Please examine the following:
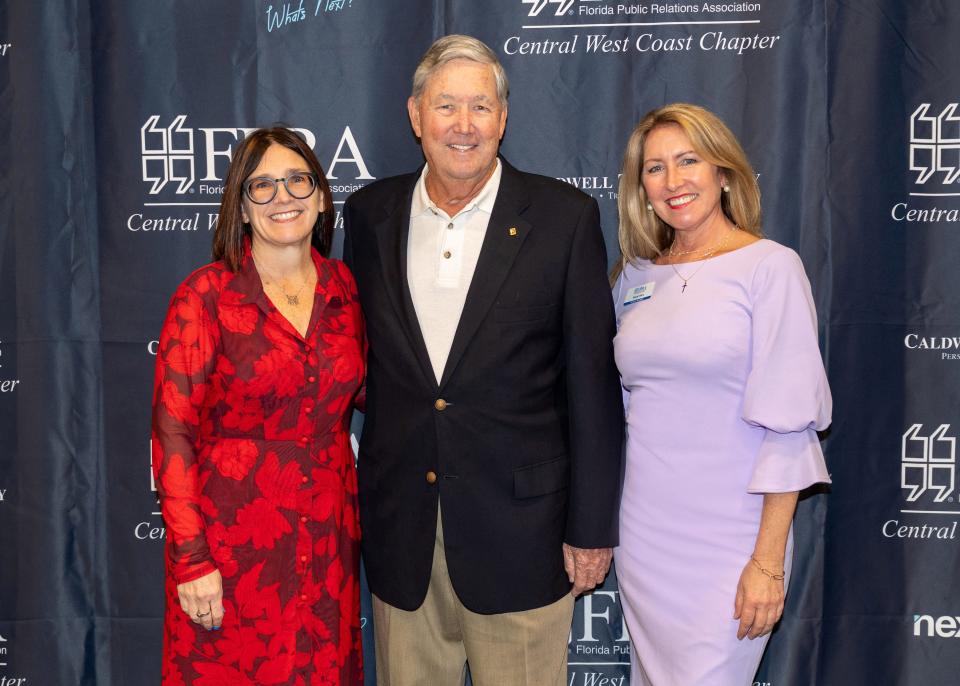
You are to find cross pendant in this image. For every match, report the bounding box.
[681,282,687,293]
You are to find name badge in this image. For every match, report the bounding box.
[623,282,655,306]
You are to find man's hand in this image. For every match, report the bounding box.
[562,544,613,597]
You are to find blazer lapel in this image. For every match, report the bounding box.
[373,177,438,390]
[439,161,532,389]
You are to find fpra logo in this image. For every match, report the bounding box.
[909,104,960,185]
[523,0,575,16]
[141,115,194,194]
[567,590,630,685]
[133,115,374,233]
[901,424,955,503]
[891,104,960,223]
[882,424,959,541]
[139,115,372,196]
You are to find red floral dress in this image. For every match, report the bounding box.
[151,247,364,685]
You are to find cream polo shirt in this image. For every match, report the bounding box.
[407,160,503,383]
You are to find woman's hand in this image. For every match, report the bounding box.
[733,558,784,640]
[177,569,224,631]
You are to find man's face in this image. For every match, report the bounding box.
[408,58,507,190]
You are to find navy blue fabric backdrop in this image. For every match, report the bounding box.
[1,1,959,684]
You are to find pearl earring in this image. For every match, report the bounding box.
[722,184,730,193]
[646,201,653,211]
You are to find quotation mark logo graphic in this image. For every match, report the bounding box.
[902,424,955,503]
[910,104,960,185]
[522,0,575,17]
[141,115,195,194]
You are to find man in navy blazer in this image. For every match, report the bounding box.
[343,34,623,686]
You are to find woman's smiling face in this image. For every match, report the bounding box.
[641,123,727,237]
[241,143,323,251]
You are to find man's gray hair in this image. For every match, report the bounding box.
[411,34,509,105]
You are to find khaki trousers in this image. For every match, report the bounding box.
[372,515,574,686]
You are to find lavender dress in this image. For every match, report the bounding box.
[613,239,831,685]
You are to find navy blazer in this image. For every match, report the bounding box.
[342,158,624,614]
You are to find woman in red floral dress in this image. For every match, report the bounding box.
[151,127,364,685]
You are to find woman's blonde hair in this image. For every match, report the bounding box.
[617,103,761,268]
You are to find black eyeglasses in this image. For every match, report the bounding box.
[243,172,318,204]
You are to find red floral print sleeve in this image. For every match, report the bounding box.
[152,281,221,583]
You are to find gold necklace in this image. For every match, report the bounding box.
[253,257,311,306]
[667,226,738,294]
[666,243,708,258]
[667,225,736,259]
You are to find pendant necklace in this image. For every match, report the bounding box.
[667,226,738,293]
[254,257,310,306]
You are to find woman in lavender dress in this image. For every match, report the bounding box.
[612,103,831,685]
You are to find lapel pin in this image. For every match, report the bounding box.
[508,227,518,236]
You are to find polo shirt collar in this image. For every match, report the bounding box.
[411,159,502,219]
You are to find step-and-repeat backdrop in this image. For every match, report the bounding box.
[2,1,959,684]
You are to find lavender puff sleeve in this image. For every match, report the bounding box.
[742,247,832,494]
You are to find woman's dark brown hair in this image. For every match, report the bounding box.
[213,127,335,271]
